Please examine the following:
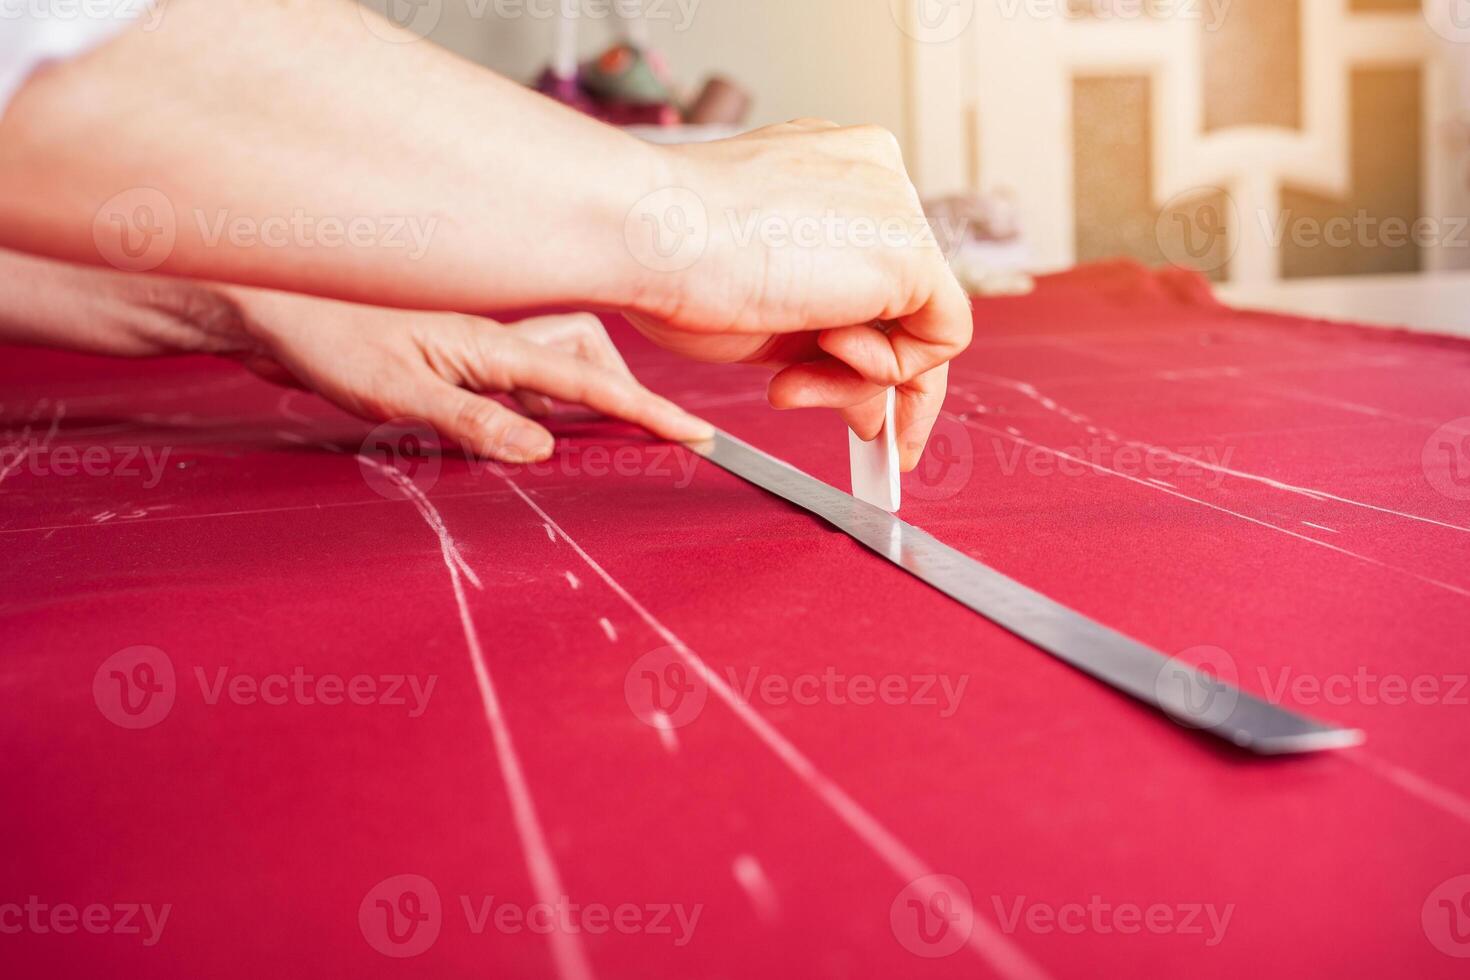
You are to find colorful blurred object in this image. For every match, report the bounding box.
[581,43,674,107]
[535,36,749,130]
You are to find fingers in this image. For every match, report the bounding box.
[767,357,882,411]
[817,275,973,390]
[768,352,949,469]
[841,391,890,442]
[512,390,554,417]
[511,313,635,379]
[893,273,974,381]
[508,313,631,417]
[479,334,714,444]
[414,378,556,464]
[816,323,900,384]
[895,363,948,472]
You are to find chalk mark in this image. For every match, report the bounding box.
[357,455,591,980]
[492,467,1051,980]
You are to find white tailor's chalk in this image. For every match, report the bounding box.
[848,387,900,513]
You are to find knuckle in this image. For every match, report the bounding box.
[568,312,607,338]
[599,379,646,419]
[851,124,904,160]
[453,398,510,443]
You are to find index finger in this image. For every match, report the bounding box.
[817,273,973,388]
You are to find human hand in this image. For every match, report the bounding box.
[624,120,971,470]
[231,290,712,464]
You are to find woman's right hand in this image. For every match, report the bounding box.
[623,120,972,470]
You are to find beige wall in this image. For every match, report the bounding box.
[404,0,910,137]
[907,0,1469,282]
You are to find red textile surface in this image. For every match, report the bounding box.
[3,261,1469,978]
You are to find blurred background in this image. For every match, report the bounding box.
[362,0,1470,294]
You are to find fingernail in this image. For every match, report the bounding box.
[499,429,553,463]
[681,413,716,441]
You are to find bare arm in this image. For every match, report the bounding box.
[0,248,710,463]
[0,0,972,467]
[0,0,662,312]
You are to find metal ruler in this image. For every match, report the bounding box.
[690,430,1363,756]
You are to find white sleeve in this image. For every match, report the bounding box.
[0,3,146,116]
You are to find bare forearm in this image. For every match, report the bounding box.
[0,0,665,313]
[0,247,711,461]
[0,248,242,356]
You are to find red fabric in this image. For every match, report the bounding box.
[3,260,1469,978]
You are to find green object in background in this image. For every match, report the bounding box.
[580,43,675,107]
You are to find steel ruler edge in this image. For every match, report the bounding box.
[689,430,1365,756]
